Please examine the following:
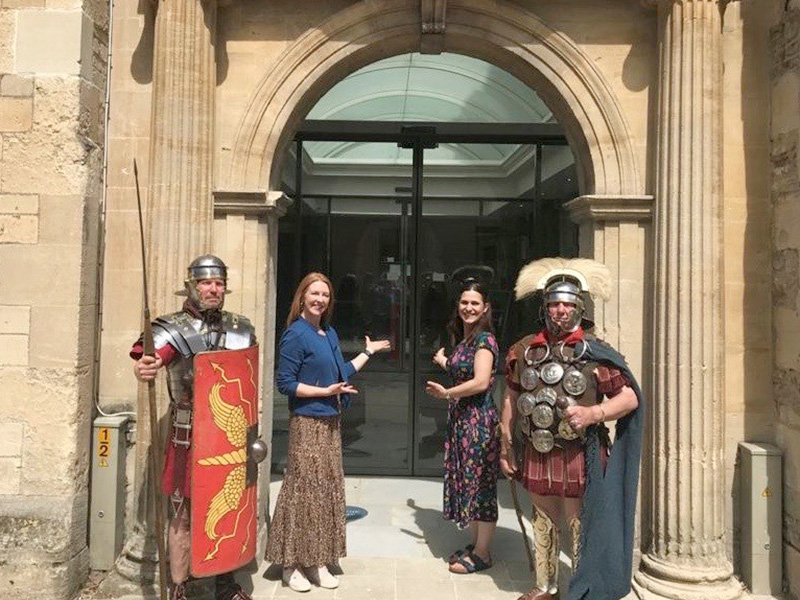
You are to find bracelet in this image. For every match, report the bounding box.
[596,405,606,423]
[364,348,374,357]
[445,391,452,401]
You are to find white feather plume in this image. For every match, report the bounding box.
[514,257,612,301]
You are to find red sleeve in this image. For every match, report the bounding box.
[505,347,522,393]
[596,366,629,397]
[130,341,177,366]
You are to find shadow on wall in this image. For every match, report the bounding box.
[733,0,782,581]
[131,0,230,84]
[131,0,154,84]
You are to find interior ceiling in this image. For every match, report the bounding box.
[303,52,556,169]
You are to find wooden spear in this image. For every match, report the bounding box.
[134,159,169,600]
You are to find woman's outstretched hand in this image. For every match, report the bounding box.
[327,382,358,396]
[432,347,447,370]
[365,336,391,354]
[425,380,451,401]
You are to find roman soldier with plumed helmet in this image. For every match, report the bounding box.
[500,258,645,600]
[131,255,259,600]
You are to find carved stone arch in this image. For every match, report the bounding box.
[226,0,641,197]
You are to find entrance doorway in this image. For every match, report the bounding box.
[272,55,579,476]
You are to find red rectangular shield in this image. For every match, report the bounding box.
[190,345,260,577]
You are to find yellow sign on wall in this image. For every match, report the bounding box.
[97,427,111,467]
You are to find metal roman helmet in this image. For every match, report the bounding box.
[180,254,229,308]
[542,276,584,335]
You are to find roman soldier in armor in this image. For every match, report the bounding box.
[131,255,257,600]
[500,258,645,600]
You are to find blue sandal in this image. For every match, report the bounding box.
[449,550,492,574]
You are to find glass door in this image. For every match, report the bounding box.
[412,142,576,474]
[273,141,416,475]
[273,133,578,476]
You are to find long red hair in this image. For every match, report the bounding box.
[286,272,335,328]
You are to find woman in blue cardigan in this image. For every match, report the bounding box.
[265,272,390,593]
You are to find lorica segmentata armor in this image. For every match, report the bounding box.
[152,310,256,404]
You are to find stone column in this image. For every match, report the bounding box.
[213,190,291,555]
[633,2,741,598]
[117,0,218,584]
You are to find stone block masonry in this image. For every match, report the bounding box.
[772,5,800,598]
[0,0,109,598]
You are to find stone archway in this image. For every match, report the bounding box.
[225,0,642,198]
[218,0,658,580]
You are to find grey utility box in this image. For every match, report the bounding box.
[738,441,782,596]
[89,415,130,570]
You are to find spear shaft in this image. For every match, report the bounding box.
[134,159,169,600]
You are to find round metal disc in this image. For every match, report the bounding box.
[532,403,555,429]
[532,429,555,453]
[517,392,536,416]
[563,369,588,396]
[520,366,540,391]
[540,362,565,385]
[558,419,580,441]
[535,387,557,406]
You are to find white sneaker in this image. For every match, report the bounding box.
[282,567,311,593]
[305,565,339,589]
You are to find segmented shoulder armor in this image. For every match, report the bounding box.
[220,312,256,349]
[152,311,206,358]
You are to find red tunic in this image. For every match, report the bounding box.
[506,328,627,497]
[130,342,192,498]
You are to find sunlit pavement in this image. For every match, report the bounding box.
[84,476,767,600]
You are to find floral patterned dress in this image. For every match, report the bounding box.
[443,331,500,528]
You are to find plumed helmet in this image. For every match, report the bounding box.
[514,257,612,335]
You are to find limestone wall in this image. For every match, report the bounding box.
[0,0,107,598]
[772,1,800,596]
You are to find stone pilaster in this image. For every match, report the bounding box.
[212,190,291,555]
[565,194,653,379]
[146,0,218,313]
[633,2,741,598]
[117,0,218,585]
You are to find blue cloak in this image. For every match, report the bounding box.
[566,338,645,600]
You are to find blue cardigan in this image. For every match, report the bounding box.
[275,317,357,417]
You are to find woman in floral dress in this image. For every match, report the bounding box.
[426,279,500,574]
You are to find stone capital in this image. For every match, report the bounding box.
[213,191,292,218]
[564,194,654,224]
[420,0,447,54]
[421,0,447,34]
